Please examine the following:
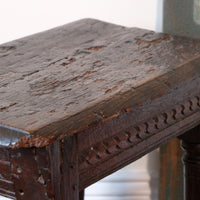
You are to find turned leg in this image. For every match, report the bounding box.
[180,126,200,200]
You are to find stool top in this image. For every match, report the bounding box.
[1,19,200,148]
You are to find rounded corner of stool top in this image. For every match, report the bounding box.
[0,124,30,147]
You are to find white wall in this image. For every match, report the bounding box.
[0,0,163,199]
[0,0,163,45]
[85,150,160,200]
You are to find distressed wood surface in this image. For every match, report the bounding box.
[1,18,200,148]
[10,147,53,200]
[1,18,200,200]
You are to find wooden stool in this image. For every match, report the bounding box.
[1,19,200,200]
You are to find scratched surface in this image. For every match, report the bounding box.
[1,19,200,146]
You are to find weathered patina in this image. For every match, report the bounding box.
[1,19,200,199]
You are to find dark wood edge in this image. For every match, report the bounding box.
[9,57,200,148]
[78,94,200,189]
[48,135,79,199]
[179,125,200,199]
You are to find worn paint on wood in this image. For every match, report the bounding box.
[10,147,53,200]
[1,19,200,148]
[1,19,200,200]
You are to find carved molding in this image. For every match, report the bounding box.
[79,95,200,172]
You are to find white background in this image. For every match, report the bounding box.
[0,0,163,44]
[0,0,163,199]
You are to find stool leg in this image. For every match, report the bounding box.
[79,190,84,200]
[180,126,200,200]
[159,138,183,200]
[50,136,79,200]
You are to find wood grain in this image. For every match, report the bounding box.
[1,18,200,200]
[10,147,53,199]
[1,19,200,149]
[78,95,200,189]
[49,136,79,200]
[159,138,183,200]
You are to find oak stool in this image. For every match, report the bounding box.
[1,19,200,200]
